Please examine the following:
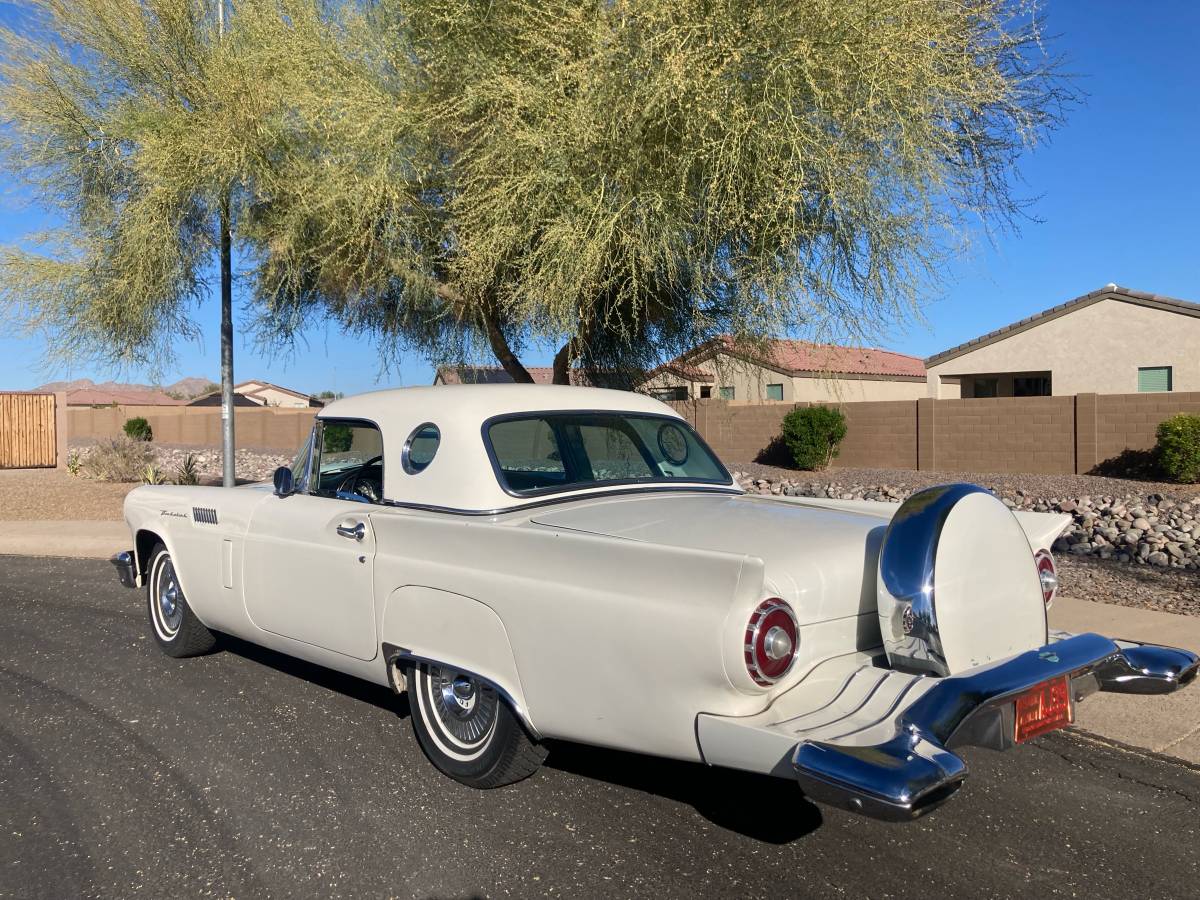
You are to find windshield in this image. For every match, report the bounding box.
[485,412,732,497]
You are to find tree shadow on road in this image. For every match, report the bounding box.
[544,740,824,844]
[215,633,408,717]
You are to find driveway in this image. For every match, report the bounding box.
[2,555,1198,899]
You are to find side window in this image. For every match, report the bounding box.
[311,420,385,503]
[402,423,440,474]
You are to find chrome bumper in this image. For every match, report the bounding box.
[110,550,138,589]
[792,633,1198,822]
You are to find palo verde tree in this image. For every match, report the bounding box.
[239,0,1070,385]
[0,0,262,484]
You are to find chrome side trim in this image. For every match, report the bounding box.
[877,483,990,676]
[374,484,743,518]
[792,632,1199,822]
[381,643,541,741]
[110,550,137,589]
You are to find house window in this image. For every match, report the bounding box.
[718,386,735,400]
[766,383,784,401]
[652,387,688,402]
[700,386,712,399]
[1138,366,1173,393]
[1013,375,1051,397]
[972,378,999,398]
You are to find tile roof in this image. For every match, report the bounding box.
[926,285,1200,366]
[682,336,925,378]
[435,366,597,386]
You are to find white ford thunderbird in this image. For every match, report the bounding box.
[113,386,1198,820]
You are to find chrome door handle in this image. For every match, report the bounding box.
[336,521,366,541]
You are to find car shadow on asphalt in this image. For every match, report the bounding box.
[216,634,408,717]
[543,741,824,844]
[214,634,820,844]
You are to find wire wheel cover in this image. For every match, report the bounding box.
[424,665,499,749]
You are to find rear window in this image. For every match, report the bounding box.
[485,413,731,496]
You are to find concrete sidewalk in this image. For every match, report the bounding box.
[0,520,128,559]
[1051,595,1200,764]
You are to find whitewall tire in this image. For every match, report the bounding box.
[407,662,546,788]
[146,543,216,658]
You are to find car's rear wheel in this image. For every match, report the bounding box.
[406,662,546,788]
[146,543,216,658]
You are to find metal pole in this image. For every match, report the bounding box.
[217,0,235,488]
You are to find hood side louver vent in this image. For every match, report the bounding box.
[193,507,219,525]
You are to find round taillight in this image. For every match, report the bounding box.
[1035,550,1058,608]
[745,599,799,686]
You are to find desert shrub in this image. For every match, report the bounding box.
[779,406,848,470]
[66,450,82,476]
[141,462,169,485]
[1156,414,1200,483]
[80,438,154,482]
[323,423,353,453]
[175,453,200,485]
[123,416,153,442]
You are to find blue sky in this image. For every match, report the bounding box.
[1,1,1197,394]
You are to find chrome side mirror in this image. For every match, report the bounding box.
[273,466,295,497]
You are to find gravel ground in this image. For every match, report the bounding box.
[1056,555,1200,617]
[731,462,1200,501]
[0,468,136,521]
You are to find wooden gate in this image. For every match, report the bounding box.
[0,392,58,469]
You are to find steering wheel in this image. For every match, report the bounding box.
[335,456,383,503]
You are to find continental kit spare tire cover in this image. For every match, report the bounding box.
[877,484,1047,676]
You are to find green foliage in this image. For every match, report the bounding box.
[175,453,200,485]
[123,416,153,442]
[66,450,82,476]
[323,423,353,454]
[237,0,1071,382]
[141,462,169,485]
[0,1,1072,384]
[1156,414,1200,484]
[780,406,847,471]
[80,437,153,482]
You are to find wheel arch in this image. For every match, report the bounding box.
[134,528,163,581]
[380,586,537,737]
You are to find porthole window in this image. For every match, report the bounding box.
[402,423,440,474]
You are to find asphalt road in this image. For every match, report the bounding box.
[2,556,1199,899]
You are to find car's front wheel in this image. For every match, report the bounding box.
[146,543,216,658]
[406,662,546,788]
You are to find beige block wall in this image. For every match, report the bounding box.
[68,405,316,450]
[927,299,1200,395]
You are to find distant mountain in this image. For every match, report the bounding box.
[34,376,216,399]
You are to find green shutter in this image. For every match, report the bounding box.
[1138,367,1172,392]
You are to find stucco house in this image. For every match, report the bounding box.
[640,336,928,403]
[925,285,1200,398]
[188,380,323,408]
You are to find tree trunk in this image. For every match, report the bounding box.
[219,197,235,488]
[481,300,535,384]
[551,340,572,385]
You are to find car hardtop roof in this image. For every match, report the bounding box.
[318,383,679,430]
